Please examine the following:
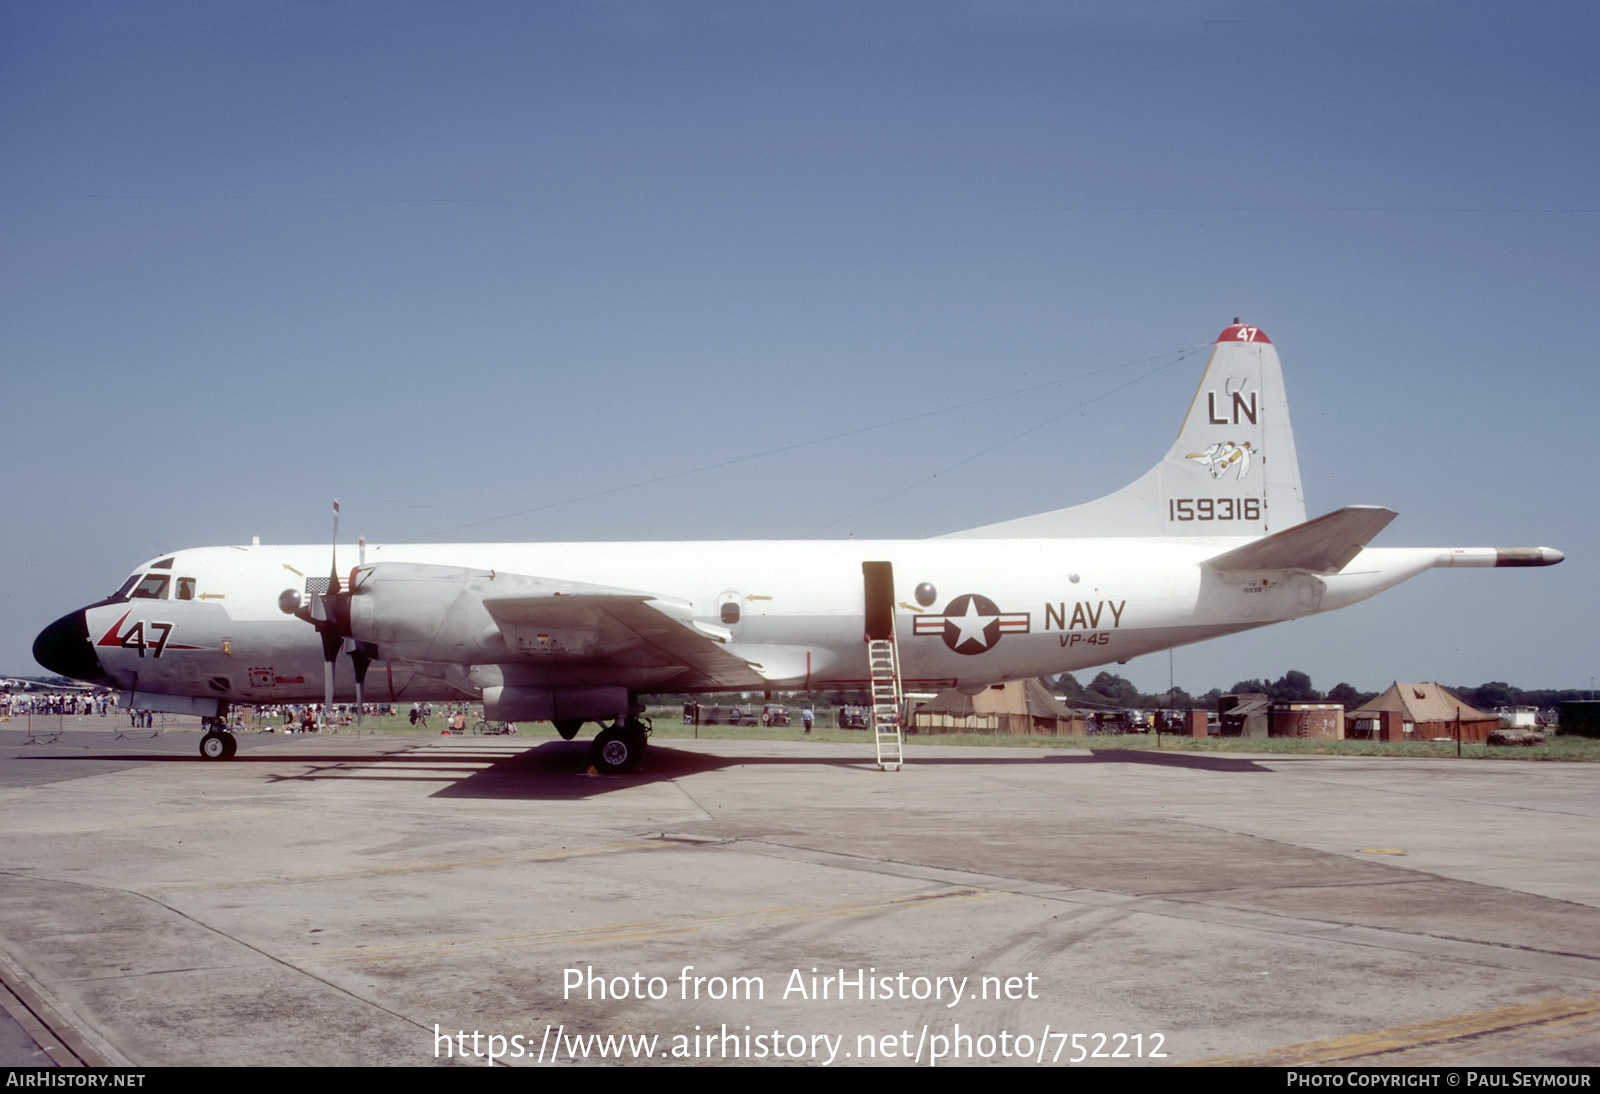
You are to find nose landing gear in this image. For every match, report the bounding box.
[199,720,237,760]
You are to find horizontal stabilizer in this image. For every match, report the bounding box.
[1204,506,1397,574]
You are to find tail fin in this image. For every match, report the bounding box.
[945,322,1306,538]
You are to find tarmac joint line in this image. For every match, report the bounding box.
[1193,996,1600,1066]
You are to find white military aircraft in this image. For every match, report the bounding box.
[34,322,1561,770]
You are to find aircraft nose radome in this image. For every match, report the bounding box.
[33,609,107,682]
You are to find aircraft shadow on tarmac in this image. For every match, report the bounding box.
[422,742,1274,799]
[7,733,1273,801]
[1045,748,1269,772]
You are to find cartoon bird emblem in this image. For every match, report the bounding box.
[1185,441,1253,480]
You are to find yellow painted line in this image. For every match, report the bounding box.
[1191,996,1600,1066]
[296,887,1002,965]
[1357,848,1407,855]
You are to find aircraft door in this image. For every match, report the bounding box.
[862,561,895,640]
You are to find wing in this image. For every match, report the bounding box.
[482,589,765,689]
[346,562,765,690]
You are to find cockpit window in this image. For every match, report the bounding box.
[113,574,141,600]
[131,574,169,599]
[149,557,174,570]
[176,577,196,601]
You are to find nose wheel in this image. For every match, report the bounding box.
[199,729,238,760]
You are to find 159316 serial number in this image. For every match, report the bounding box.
[1169,497,1259,522]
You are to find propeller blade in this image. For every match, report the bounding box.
[328,499,341,598]
[322,659,334,732]
[293,502,360,734]
[319,625,342,666]
[350,642,374,732]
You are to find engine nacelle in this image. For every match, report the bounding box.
[344,563,672,667]
[347,563,505,663]
[482,684,629,723]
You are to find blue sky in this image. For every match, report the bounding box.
[3,0,1595,696]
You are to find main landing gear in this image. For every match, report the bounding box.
[199,720,237,760]
[590,716,651,775]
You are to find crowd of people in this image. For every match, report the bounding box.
[2,688,174,727]
[1,689,492,733]
[2,689,116,718]
[247,703,403,730]
[247,702,484,732]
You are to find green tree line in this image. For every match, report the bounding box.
[1046,671,1592,713]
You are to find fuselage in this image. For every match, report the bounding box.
[35,535,1440,715]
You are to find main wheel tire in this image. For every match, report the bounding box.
[199,731,231,760]
[553,718,582,741]
[590,727,640,774]
[221,732,237,758]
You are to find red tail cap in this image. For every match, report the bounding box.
[1216,322,1271,344]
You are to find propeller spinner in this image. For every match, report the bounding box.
[279,501,376,732]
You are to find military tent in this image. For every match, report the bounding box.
[911,680,1087,736]
[1347,683,1499,742]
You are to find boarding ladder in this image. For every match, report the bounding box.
[867,631,905,771]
